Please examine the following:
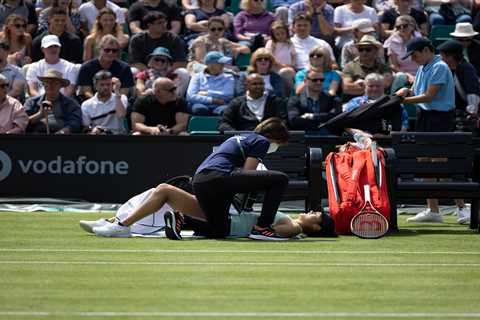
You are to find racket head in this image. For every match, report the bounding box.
[350,185,389,239]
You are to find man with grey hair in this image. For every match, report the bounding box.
[0,42,25,101]
[0,74,29,134]
[81,70,128,135]
[344,73,409,130]
[130,77,189,135]
[77,35,135,100]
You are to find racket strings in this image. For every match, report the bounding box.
[351,213,388,238]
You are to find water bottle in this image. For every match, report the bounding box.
[353,133,369,149]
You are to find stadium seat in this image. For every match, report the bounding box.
[187,116,221,135]
[428,25,455,47]
[235,53,252,70]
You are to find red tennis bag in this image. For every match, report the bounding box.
[325,143,391,235]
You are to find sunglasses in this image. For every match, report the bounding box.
[309,53,323,58]
[253,0,264,2]
[103,48,119,53]
[153,57,168,63]
[209,27,224,32]
[358,47,374,53]
[161,87,176,93]
[257,57,270,62]
[396,24,409,30]
[0,83,8,88]
[457,38,472,42]
[14,23,26,29]
[307,77,324,82]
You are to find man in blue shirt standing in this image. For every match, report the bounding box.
[395,37,455,223]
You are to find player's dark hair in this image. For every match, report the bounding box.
[254,118,290,144]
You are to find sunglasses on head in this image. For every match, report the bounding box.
[308,77,324,82]
[103,48,119,53]
[396,24,409,30]
[209,27,224,32]
[14,23,26,29]
[309,53,323,58]
[153,57,168,63]
[358,47,373,53]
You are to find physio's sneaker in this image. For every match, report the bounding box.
[93,222,131,238]
[457,206,471,225]
[164,211,184,240]
[79,218,109,234]
[248,227,289,241]
[407,209,443,223]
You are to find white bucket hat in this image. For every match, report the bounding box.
[450,22,479,38]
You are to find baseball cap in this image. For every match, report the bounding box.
[437,39,464,55]
[402,37,432,60]
[41,35,61,48]
[204,51,232,65]
[148,47,173,61]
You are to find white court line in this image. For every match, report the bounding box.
[1,248,480,255]
[2,311,480,318]
[0,260,479,267]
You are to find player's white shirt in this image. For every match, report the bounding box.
[115,188,173,234]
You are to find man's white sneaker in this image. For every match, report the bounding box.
[79,218,109,234]
[456,207,471,225]
[93,222,131,238]
[406,209,443,223]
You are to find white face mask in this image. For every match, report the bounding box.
[267,142,279,154]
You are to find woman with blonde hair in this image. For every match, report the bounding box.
[0,15,32,66]
[83,8,129,61]
[295,46,340,97]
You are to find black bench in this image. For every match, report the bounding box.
[385,132,480,231]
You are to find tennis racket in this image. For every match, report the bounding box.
[350,185,389,239]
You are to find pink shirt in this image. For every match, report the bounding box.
[0,96,29,134]
[384,32,421,76]
[265,40,296,66]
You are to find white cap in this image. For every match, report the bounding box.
[41,35,62,48]
[354,18,375,33]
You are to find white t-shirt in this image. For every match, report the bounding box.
[81,93,128,134]
[26,59,78,96]
[115,188,173,234]
[79,0,126,31]
[291,35,336,70]
[333,4,378,48]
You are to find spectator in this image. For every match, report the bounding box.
[26,35,78,98]
[295,46,341,97]
[380,0,428,37]
[233,0,276,50]
[131,77,189,135]
[340,18,384,68]
[384,15,421,87]
[450,22,480,75]
[333,0,379,50]
[288,0,335,41]
[0,42,25,101]
[344,73,409,131]
[184,0,230,44]
[25,69,82,134]
[79,0,126,32]
[77,34,134,100]
[342,35,393,98]
[136,47,190,98]
[291,14,336,70]
[37,0,83,36]
[238,48,285,97]
[182,0,225,11]
[219,73,287,131]
[0,14,31,66]
[265,21,296,87]
[128,0,182,35]
[128,12,187,72]
[81,70,128,135]
[188,16,250,73]
[395,38,456,223]
[424,0,472,26]
[83,8,129,61]
[0,0,37,34]
[187,51,235,115]
[31,8,83,63]
[288,69,340,130]
[0,73,28,134]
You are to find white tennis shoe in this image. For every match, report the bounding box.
[79,218,109,234]
[456,207,471,225]
[93,222,131,238]
[407,209,443,223]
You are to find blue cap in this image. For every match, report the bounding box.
[148,47,172,60]
[204,51,232,65]
[402,37,432,60]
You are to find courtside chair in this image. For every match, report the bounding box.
[187,116,221,135]
[428,24,455,47]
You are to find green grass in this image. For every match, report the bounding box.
[0,211,480,319]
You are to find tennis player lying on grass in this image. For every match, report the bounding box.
[79,181,337,240]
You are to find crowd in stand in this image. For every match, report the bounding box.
[1,0,480,135]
